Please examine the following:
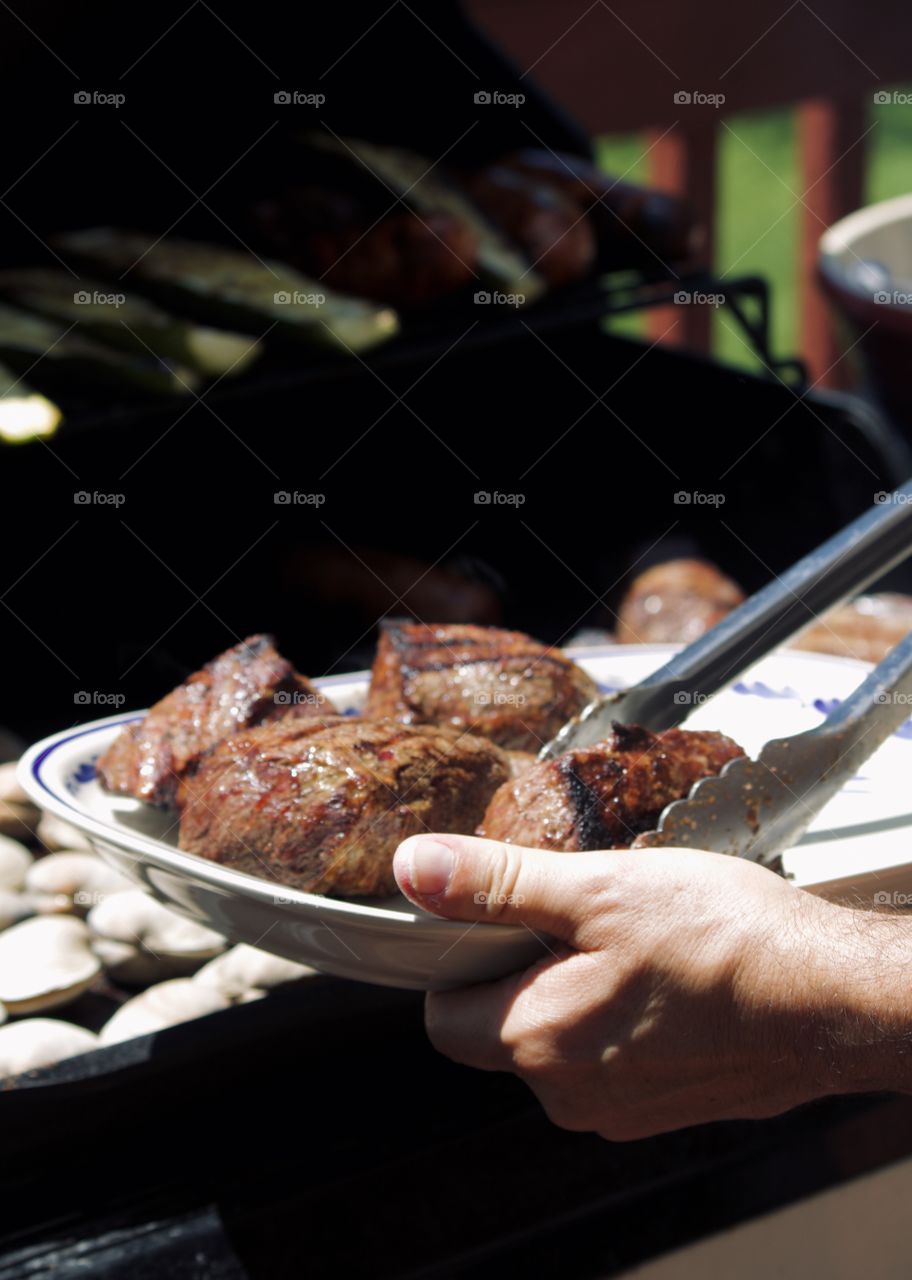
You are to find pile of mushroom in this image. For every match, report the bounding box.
[0,779,317,1082]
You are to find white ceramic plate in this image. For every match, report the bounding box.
[19,645,912,990]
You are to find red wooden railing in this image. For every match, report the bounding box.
[468,0,912,385]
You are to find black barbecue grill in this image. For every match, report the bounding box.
[4,2,912,1276]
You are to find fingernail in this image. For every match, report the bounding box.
[408,838,455,896]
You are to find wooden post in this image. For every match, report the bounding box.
[797,97,868,387]
[646,119,718,353]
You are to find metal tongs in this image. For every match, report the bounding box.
[539,480,912,868]
[632,628,912,868]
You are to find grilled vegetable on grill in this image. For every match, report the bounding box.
[0,269,262,378]
[309,137,545,303]
[0,303,200,397]
[0,362,62,444]
[53,229,400,354]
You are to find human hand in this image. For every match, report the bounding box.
[393,834,909,1139]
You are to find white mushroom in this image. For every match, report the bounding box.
[0,916,101,1014]
[194,944,316,1001]
[88,938,156,985]
[0,890,33,931]
[37,813,92,852]
[0,1018,98,1078]
[88,890,226,984]
[0,835,33,891]
[99,979,230,1045]
[26,852,133,916]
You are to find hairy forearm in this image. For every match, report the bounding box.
[769,896,912,1100]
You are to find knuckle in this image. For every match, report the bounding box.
[424,996,464,1063]
[478,842,527,919]
[505,1031,554,1077]
[424,994,506,1072]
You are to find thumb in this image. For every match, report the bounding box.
[393,832,604,943]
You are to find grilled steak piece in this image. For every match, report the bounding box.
[97,635,335,808]
[477,722,745,850]
[364,622,599,752]
[177,717,510,897]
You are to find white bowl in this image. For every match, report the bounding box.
[19,645,912,989]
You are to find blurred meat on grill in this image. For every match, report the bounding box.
[254,186,478,309]
[791,594,912,664]
[616,559,745,644]
[459,164,596,286]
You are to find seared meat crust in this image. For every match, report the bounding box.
[177,717,510,897]
[365,622,598,752]
[97,635,335,808]
[477,722,744,850]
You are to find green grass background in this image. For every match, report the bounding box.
[595,94,912,368]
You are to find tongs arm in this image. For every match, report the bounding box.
[634,626,912,867]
